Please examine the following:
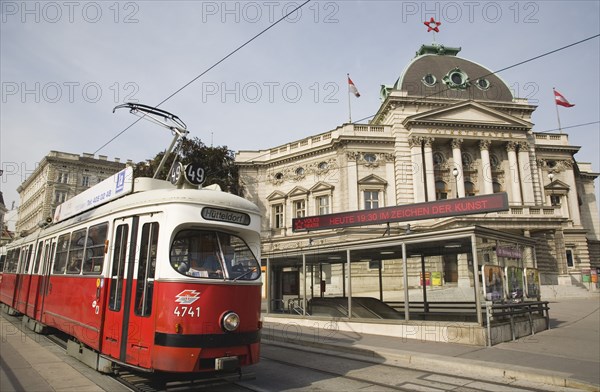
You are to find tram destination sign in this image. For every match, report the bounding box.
[202,207,251,226]
[292,192,509,232]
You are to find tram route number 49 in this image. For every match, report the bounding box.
[170,162,205,186]
[173,306,201,317]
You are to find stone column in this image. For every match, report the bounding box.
[347,152,359,210]
[506,141,522,204]
[409,136,426,202]
[518,142,535,205]
[451,138,465,198]
[562,159,582,226]
[479,140,494,194]
[423,137,436,202]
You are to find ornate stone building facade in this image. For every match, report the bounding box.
[237,43,599,301]
[15,151,126,237]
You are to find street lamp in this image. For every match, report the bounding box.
[452,167,459,198]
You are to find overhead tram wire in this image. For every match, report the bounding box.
[350,34,600,125]
[93,0,312,155]
[538,121,599,134]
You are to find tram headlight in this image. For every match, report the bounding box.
[221,311,240,332]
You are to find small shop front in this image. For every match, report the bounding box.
[263,225,547,346]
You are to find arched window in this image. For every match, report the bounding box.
[464,180,476,197]
[492,180,502,193]
[435,180,448,200]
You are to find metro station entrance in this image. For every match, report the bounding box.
[263,226,547,346]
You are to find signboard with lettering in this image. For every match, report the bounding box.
[53,167,134,223]
[496,246,522,259]
[292,192,509,232]
[201,207,251,226]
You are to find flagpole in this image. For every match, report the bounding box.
[347,73,352,123]
[553,87,563,134]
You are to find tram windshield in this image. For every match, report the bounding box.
[170,230,260,281]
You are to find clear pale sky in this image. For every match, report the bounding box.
[1,1,599,228]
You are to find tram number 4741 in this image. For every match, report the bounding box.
[174,306,201,317]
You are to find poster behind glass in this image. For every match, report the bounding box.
[482,265,505,302]
[506,266,524,302]
[524,267,540,299]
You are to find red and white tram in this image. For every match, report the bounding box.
[0,167,263,373]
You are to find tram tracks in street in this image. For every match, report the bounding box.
[4,312,575,392]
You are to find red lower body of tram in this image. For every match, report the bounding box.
[1,273,262,373]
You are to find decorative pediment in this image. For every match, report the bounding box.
[266,190,287,201]
[309,181,335,193]
[358,174,388,186]
[402,101,532,131]
[545,180,570,192]
[287,186,309,198]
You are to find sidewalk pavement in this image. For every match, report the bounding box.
[262,296,600,391]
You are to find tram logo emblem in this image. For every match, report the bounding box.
[175,290,201,305]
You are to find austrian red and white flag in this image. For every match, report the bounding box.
[554,89,575,107]
[348,75,360,97]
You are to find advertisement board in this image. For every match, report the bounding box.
[506,266,524,302]
[483,265,504,302]
[524,268,540,299]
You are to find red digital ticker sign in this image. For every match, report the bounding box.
[292,192,509,232]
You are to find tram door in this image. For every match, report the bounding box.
[36,238,56,321]
[103,215,159,368]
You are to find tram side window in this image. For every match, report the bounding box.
[6,248,20,273]
[17,246,28,274]
[135,222,159,317]
[109,224,129,311]
[83,222,108,274]
[23,244,34,274]
[67,228,87,274]
[53,233,71,274]
[33,241,44,274]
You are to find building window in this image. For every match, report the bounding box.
[435,180,448,200]
[294,200,306,218]
[57,172,68,184]
[82,176,90,187]
[476,78,490,90]
[550,195,561,206]
[565,249,574,268]
[492,181,502,193]
[364,190,379,209]
[422,74,437,87]
[273,204,284,229]
[464,181,476,197]
[54,190,67,204]
[316,196,330,215]
[363,153,377,163]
